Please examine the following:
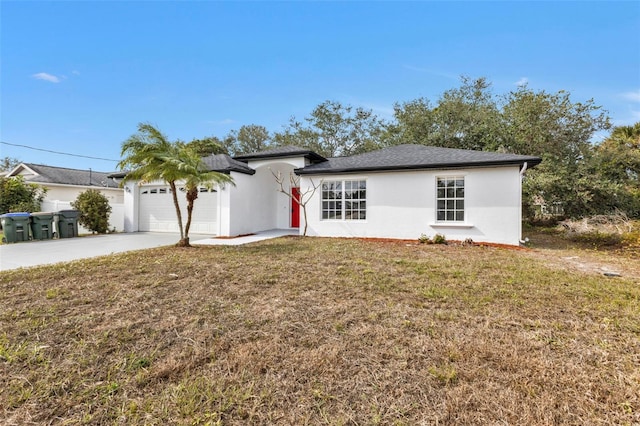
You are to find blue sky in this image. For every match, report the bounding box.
[1,1,639,172]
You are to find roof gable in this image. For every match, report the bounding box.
[296,144,542,175]
[8,163,121,188]
[202,154,256,175]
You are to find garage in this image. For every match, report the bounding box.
[138,185,218,234]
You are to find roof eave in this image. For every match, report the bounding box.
[108,172,128,179]
[295,158,541,176]
[235,151,327,164]
[221,168,256,176]
[29,182,123,190]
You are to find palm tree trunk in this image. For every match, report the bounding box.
[182,188,198,247]
[169,181,185,241]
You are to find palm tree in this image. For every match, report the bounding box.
[118,123,233,247]
[158,143,233,246]
[595,122,640,184]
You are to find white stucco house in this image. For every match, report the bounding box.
[6,163,125,231]
[116,144,541,246]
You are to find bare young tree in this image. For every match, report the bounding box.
[270,169,318,236]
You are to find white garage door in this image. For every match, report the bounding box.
[139,185,218,234]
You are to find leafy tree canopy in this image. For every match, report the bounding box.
[501,86,611,161]
[273,100,387,158]
[1,157,21,172]
[0,175,47,214]
[593,122,640,184]
[221,124,273,156]
[185,137,227,157]
[387,77,503,151]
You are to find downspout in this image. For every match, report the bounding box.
[519,162,528,245]
[217,182,222,237]
[519,161,528,177]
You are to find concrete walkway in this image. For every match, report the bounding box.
[0,229,299,271]
[190,229,299,246]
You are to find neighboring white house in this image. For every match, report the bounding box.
[6,163,125,232]
[116,145,541,246]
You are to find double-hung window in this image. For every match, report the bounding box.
[436,177,464,222]
[321,180,366,220]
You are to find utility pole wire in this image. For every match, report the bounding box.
[1,141,119,162]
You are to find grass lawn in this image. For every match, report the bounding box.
[1,234,639,425]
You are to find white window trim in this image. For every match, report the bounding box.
[320,178,367,221]
[429,222,474,229]
[434,175,470,226]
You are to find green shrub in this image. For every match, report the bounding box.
[566,231,622,247]
[71,189,112,234]
[621,229,640,247]
[433,234,447,244]
[418,233,447,245]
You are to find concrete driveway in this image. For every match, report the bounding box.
[0,230,298,271]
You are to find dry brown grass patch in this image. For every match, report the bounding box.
[1,236,639,425]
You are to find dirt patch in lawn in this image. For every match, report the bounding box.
[524,229,640,281]
[1,236,639,425]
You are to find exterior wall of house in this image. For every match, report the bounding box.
[223,159,301,237]
[42,184,124,205]
[299,166,524,245]
[40,184,125,232]
[221,173,255,236]
[122,181,139,233]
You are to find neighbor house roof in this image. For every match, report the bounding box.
[234,145,327,164]
[8,163,121,188]
[295,144,542,175]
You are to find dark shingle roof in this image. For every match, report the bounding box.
[14,163,121,188]
[202,154,255,175]
[108,154,256,179]
[234,145,327,163]
[295,144,542,175]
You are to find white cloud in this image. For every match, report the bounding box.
[621,90,640,102]
[32,72,61,83]
[515,77,529,86]
[72,70,80,75]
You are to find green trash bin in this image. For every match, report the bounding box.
[1,212,31,243]
[30,212,54,240]
[57,209,80,238]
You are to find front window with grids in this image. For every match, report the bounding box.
[436,177,464,222]
[321,180,366,220]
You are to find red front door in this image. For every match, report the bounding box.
[291,187,300,228]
